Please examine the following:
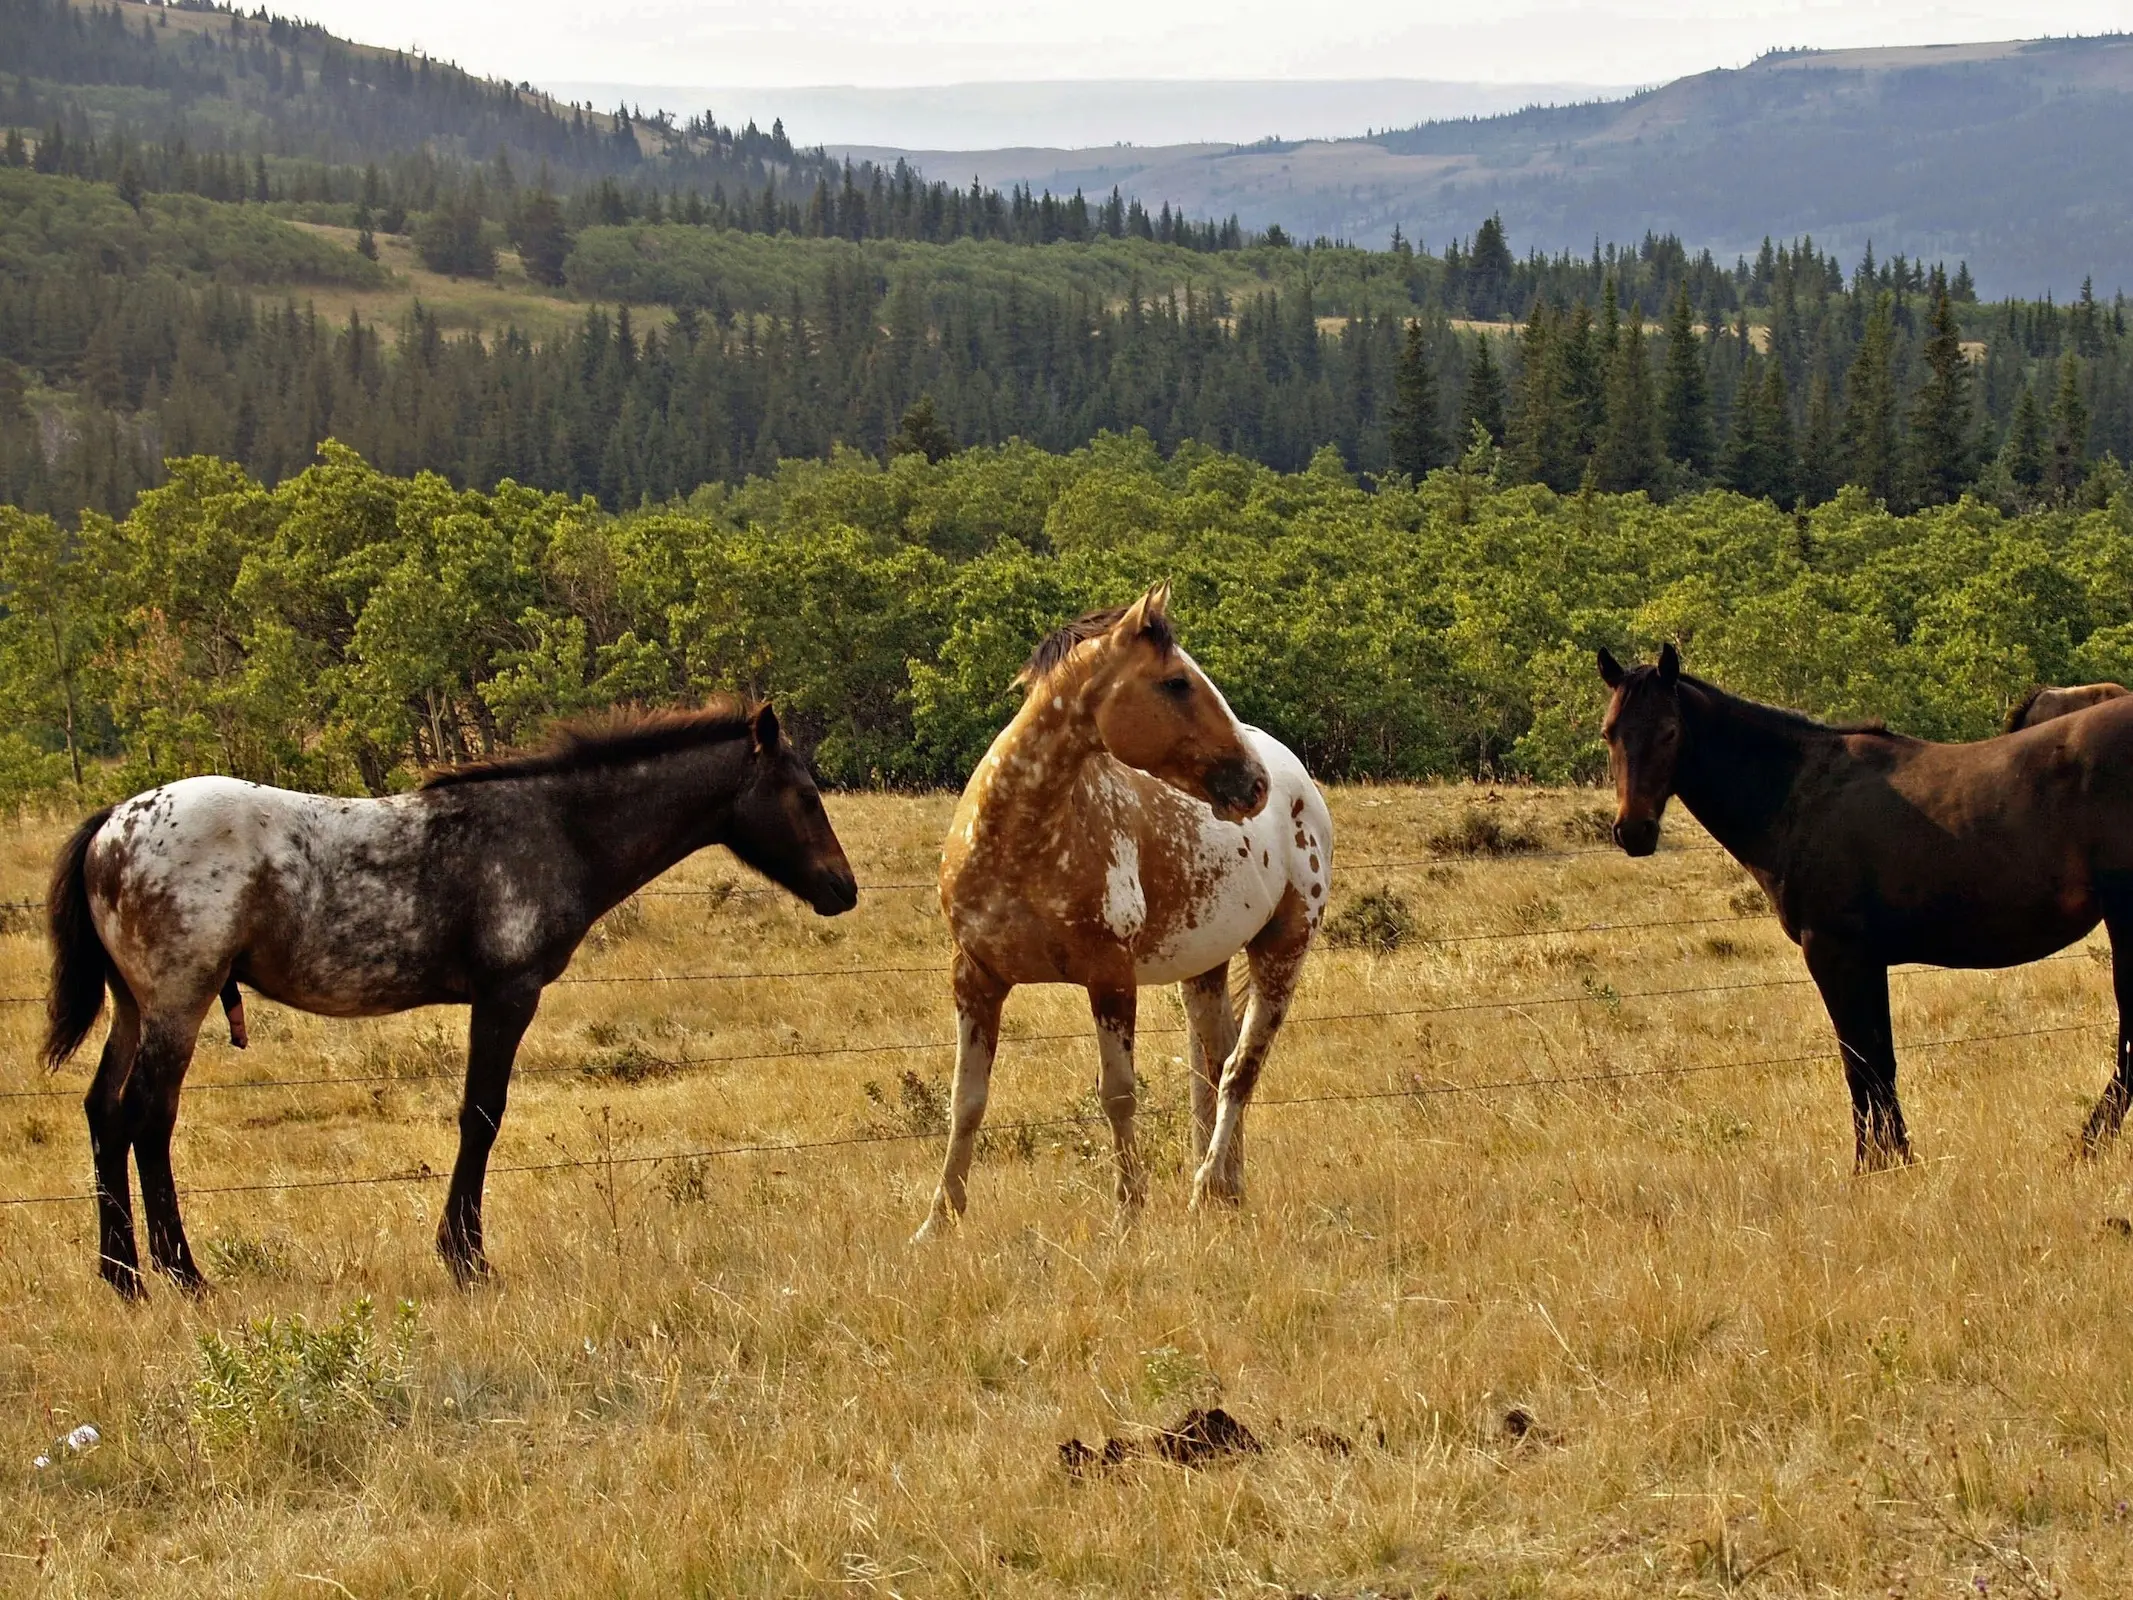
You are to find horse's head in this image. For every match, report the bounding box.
[1596,642,1684,857]
[726,704,860,916]
[1079,583,1269,822]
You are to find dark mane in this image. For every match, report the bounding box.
[2004,686,2047,734]
[421,701,755,788]
[1020,605,1175,684]
[1674,672,1894,738]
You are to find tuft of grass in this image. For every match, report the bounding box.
[1427,800,1543,857]
[1322,887,1416,953]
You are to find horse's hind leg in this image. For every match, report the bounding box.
[1180,962,1238,1166]
[2079,905,2133,1154]
[1192,887,1314,1209]
[83,989,144,1299]
[915,951,1007,1241]
[1802,932,1911,1171]
[127,1006,212,1293]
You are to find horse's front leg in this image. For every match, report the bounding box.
[2080,903,2133,1154]
[915,951,1008,1240]
[1090,986,1145,1211]
[1193,887,1314,1209]
[1802,930,1911,1171]
[437,980,541,1284]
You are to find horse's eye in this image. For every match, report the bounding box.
[1157,676,1192,699]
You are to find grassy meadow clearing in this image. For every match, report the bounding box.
[5,783,2133,1596]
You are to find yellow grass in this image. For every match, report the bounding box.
[5,785,2133,1595]
[277,227,673,348]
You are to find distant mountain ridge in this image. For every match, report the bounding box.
[543,78,1638,150]
[834,37,2133,296]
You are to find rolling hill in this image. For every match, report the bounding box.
[837,37,2133,296]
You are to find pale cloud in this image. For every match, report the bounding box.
[298,0,2132,90]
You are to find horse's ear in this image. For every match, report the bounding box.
[1114,580,1176,653]
[1658,642,1681,685]
[1597,647,1625,688]
[750,701,781,754]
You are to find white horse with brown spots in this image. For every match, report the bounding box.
[917,583,1332,1237]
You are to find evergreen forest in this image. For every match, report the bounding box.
[7,0,2133,811]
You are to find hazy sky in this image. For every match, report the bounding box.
[295,0,2133,88]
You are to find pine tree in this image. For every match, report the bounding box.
[1467,214,1513,317]
[1842,295,1901,505]
[890,394,957,464]
[1722,355,1795,505]
[1797,369,1842,508]
[2046,351,2089,500]
[513,188,573,287]
[1592,311,1659,493]
[1659,285,1712,473]
[1560,298,1603,470]
[1907,279,1974,506]
[1508,300,1572,490]
[2000,382,2045,495]
[1460,334,1506,446]
[1385,319,1445,480]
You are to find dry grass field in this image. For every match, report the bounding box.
[6,784,2133,1596]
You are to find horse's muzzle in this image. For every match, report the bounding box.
[810,869,861,916]
[1613,817,1661,857]
[1206,756,1270,822]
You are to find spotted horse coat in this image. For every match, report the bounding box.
[917,582,1333,1235]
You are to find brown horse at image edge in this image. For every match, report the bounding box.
[1599,643,2133,1169]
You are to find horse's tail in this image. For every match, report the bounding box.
[44,806,115,1069]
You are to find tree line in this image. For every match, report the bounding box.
[5,172,2130,525]
[5,436,2130,811]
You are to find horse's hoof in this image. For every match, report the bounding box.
[101,1262,147,1302]
[911,1213,955,1244]
[166,1267,212,1298]
[1189,1172,1243,1210]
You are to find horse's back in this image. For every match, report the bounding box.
[89,777,444,1010]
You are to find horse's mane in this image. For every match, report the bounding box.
[2004,686,2047,733]
[1020,605,1174,684]
[421,700,756,788]
[1677,673,1895,738]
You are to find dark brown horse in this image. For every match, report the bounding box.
[2005,681,2130,731]
[45,702,857,1298]
[1598,644,2133,1169]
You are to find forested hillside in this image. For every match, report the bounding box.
[4,437,2129,809]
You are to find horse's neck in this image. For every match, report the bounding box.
[974,685,1105,835]
[557,743,743,910]
[1672,685,1817,871]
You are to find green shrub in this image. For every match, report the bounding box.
[190,1296,417,1466]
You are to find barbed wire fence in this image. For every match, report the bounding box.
[0,841,2116,1211]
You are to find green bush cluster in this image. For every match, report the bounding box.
[4,431,2131,807]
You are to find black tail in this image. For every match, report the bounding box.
[44,805,115,1068]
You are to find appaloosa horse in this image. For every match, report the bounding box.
[2006,681,2130,731]
[46,702,857,1298]
[1598,643,2133,1169]
[918,582,1332,1236]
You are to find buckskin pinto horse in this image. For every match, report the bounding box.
[1598,643,2133,1169]
[918,582,1333,1237]
[2005,681,2130,731]
[45,701,858,1299]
